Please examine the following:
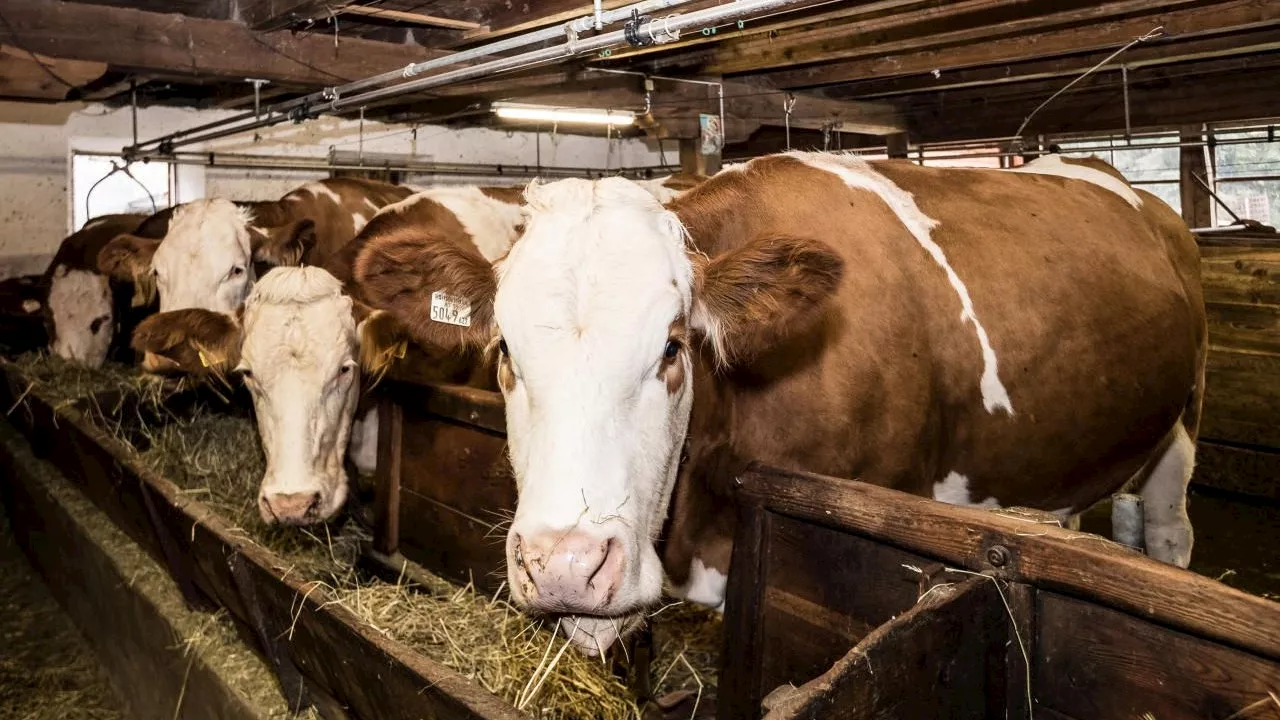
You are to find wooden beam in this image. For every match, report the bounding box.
[234,0,332,30]
[886,132,910,159]
[0,45,107,100]
[828,26,1280,100]
[5,0,449,88]
[678,137,721,176]
[1180,126,1214,228]
[762,0,1279,89]
[336,5,483,31]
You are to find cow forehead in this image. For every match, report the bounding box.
[153,199,252,268]
[495,183,692,362]
[243,298,355,371]
[48,269,110,317]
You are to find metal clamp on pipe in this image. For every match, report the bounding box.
[624,9,654,46]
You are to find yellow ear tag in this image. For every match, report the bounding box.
[394,342,406,359]
[198,350,210,368]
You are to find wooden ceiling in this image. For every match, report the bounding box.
[1,0,1277,148]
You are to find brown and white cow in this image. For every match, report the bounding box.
[42,210,175,366]
[131,184,526,525]
[356,151,1206,655]
[97,178,412,320]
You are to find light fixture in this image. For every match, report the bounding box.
[492,102,635,126]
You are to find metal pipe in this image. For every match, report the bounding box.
[125,0,696,155]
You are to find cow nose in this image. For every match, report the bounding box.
[512,530,624,612]
[262,491,321,524]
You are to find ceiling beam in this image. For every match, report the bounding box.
[831,27,1280,99]
[4,0,450,88]
[233,0,332,30]
[0,44,107,101]
[335,5,484,31]
[762,0,1280,88]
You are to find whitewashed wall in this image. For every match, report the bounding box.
[0,101,665,279]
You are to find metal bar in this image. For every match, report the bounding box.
[1193,171,1242,223]
[125,0,696,155]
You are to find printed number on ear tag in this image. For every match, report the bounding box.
[430,290,472,327]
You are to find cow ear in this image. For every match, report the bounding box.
[252,219,315,266]
[355,308,409,385]
[690,236,844,366]
[98,234,159,281]
[131,308,243,377]
[354,229,496,352]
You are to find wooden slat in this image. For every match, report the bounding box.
[762,577,1007,720]
[338,4,483,31]
[1195,441,1280,501]
[761,0,1279,88]
[1201,348,1280,448]
[719,501,771,720]
[373,396,403,555]
[1206,302,1280,354]
[0,44,107,100]
[1200,244,1280,307]
[5,0,449,87]
[389,380,507,434]
[734,466,1280,662]
[1036,591,1280,720]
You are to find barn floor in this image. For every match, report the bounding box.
[1081,486,1280,601]
[0,506,125,720]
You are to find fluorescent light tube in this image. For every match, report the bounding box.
[492,103,635,126]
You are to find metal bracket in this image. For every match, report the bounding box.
[624,9,654,47]
[246,78,269,119]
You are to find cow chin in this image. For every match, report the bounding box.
[555,612,647,657]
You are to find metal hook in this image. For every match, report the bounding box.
[783,93,797,151]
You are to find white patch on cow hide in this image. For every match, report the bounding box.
[47,268,112,367]
[669,558,728,612]
[362,197,379,212]
[786,151,1014,415]
[1010,154,1142,208]
[422,186,525,262]
[635,176,684,204]
[351,212,369,235]
[347,406,379,476]
[300,181,344,206]
[932,471,1001,509]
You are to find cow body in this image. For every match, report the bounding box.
[368,151,1206,655]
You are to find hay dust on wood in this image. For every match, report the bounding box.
[9,355,722,718]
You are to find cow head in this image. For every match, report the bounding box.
[132,267,402,525]
[356,177,843,654]
[46,264,113,367]
[98,198,313,314]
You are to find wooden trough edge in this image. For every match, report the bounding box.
[0,363,527,720]
[733,464,1280,663]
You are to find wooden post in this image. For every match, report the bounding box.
[886,132,910,159]
[679,137,722,177]
[1180,126,1213,228]
[373,397,403,556]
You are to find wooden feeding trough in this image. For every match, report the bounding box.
[720,465,1280,720]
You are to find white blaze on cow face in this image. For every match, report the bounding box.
[47,265,113,367]
[237,267,360,525]
[151,199,255,314]
[497,178,694,634]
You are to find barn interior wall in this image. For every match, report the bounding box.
[0,101,665,280]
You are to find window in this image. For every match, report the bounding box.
[1212,128,1280,226]
[71,154,171,231]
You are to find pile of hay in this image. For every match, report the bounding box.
[6,352,187,413]
[122,399,720,718]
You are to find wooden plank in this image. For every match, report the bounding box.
[734,466,1280,662]
[758,514,932,698]
[1182,127,1214,228]
[719,501,771,720]
[1200,244,1280,307]
[1206,302,1280,354]
[1003,583,1037,720]
[1201,348,1280,448]
[395,413,515,592]
[5,0,450,87]
[1036,591,1280,720]
[1195,441,1280,501]
[373,396,403,555]
[0,44,107,100]
[337,5,483,31]
[389,379,507,434]
[762,576,1008,720]
[761,0,1280,89]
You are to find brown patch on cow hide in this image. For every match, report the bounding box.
[97,233,159,283]
[251,219,315,266]
[693,235,843,366]
[661,173,708,192]
[479,186,526,205]
[131,308,242,378]
[353,196,497,353]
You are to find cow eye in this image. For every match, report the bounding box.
[89,315,110,334]
[229,266,245,279]
[498,338,509,356]
[237,367,253,380]
[339,364,353,375]
[663,338,681,360]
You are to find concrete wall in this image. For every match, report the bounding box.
[0,101,665,279]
